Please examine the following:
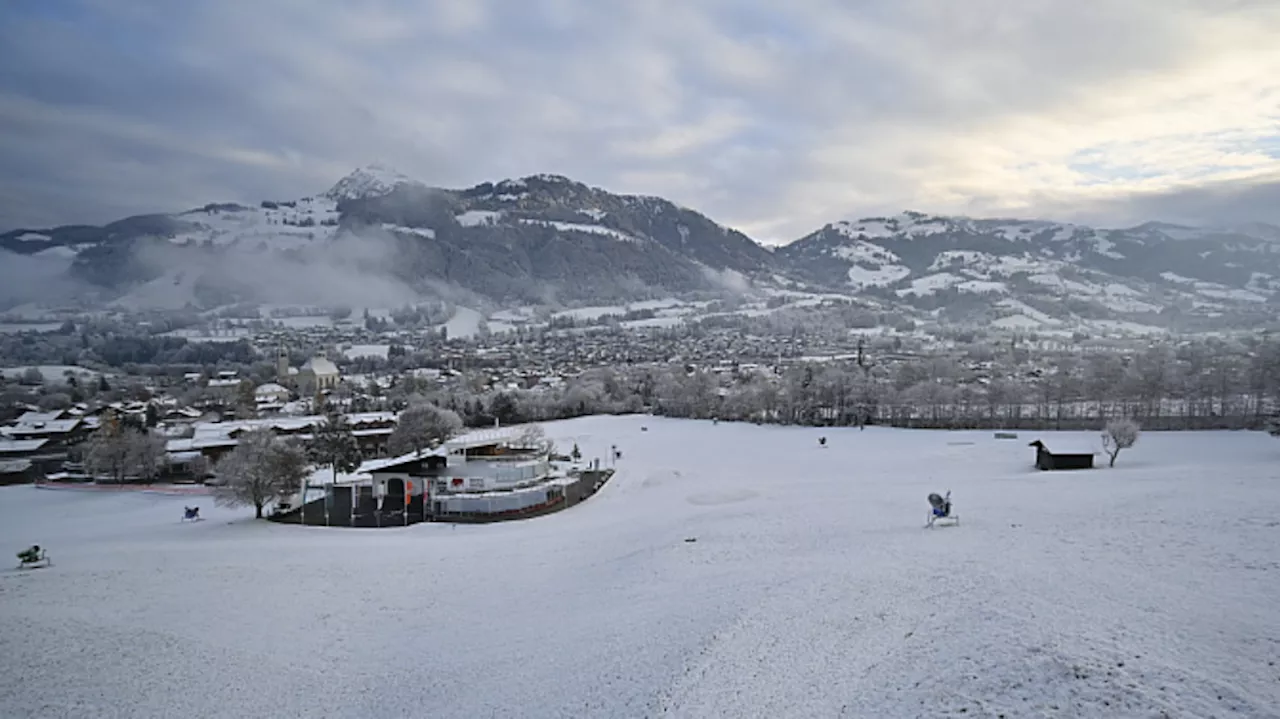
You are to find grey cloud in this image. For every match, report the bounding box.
[1042,173,1280,230]
[0,0,1277,243]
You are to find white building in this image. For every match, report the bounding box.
[300,356,340,390]
[254,382,290,405]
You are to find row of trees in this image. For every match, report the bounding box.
[80,415,168,483]
[390,344,1279,433]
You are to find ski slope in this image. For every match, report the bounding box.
[2,417,1278,718]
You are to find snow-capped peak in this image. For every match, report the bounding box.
[830,211,970,240]
[324,164,418,201]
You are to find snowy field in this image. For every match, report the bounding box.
[2,417,1279,718]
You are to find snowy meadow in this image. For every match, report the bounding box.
[1,416,1278,718]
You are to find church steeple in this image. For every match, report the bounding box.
[276,345,290,384]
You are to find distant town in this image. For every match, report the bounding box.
[2,294,1277,491]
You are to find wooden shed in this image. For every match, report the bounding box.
[1029,440,1095,471]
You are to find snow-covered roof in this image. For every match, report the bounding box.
[349,411,397,426]
[166,437,239,452]
[0,438,49,453]
[15,410,66,424]
[8,418,81,435]
[359,448,446,474]
[187,412,398,445]
[302,356,339,376]
[255,382,288,395]
[1031,439,1099,454]
[444,427,520,450]
[0,459,33,474]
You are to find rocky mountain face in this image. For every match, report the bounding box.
[2,166,1277,331]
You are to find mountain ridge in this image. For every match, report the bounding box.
[2,166,1277,331]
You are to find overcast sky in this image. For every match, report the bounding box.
[1,0,1278,243]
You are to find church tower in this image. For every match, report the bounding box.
[276,345,290,385]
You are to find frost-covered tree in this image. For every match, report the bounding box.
[1101,418,1141,467]
[515,424,554,454]
[387,403,463,455]
[131,428,167,483]
[212,429,309,519]
[83,416,167,483]
[235,379,256,417]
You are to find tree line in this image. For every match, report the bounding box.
[395,337,1280,432]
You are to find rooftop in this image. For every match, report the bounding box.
[0,438,50,453]
[8,419,82,435]
[443,426,521,451]
[358,448,447,474]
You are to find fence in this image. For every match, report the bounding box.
[34,482,213,496]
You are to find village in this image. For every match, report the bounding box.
[1,302,1278,515]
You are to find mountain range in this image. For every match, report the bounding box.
[2,164,1278,332]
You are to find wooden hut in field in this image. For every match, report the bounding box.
[1029,440,1094,471]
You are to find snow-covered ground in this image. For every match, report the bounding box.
[2,417,1278,718]
[342,343,391,360]
[441,306,483,339]
[0,364,105,384]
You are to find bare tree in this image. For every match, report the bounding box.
[1101,418,1141,467]
[212,429,309,519]
[189,454,211,482]
[386,403,463,456]
[514,423,554,454]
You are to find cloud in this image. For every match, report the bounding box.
[1033,172,1280,229]
[0,250,82,310]
[0,0,1277,243]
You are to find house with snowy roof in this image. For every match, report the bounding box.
[169,411,400,468]
[4,411,88,447]
[254,382,291,412]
